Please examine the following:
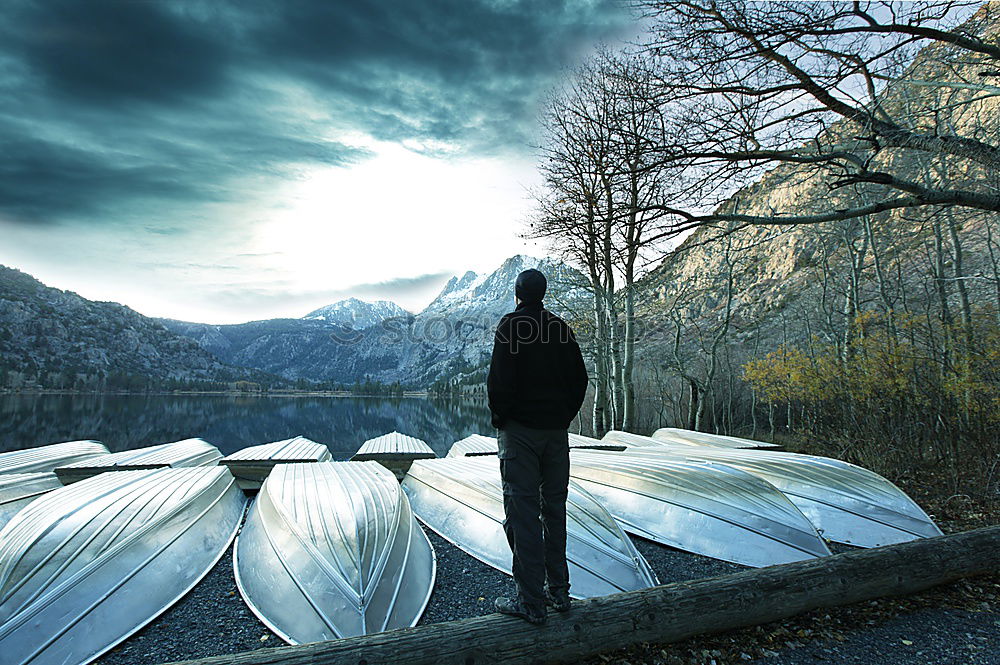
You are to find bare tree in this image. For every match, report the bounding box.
[634,0,1000,231]
[528,60,619,433]
[528,49,673,433]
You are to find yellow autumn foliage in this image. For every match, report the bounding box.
[743,310,1000,424]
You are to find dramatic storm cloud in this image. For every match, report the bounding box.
[0,0,634,322]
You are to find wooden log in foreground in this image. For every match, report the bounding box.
[169,526,1000,665]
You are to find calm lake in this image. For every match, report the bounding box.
[0,394,494,458]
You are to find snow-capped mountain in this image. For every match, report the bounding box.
[396,254,587,385]
[422,255,581,319]
[161,255,587,386]
[303,298,411,329]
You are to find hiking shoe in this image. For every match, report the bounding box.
[494,596,546,625]
[545,588,571,613]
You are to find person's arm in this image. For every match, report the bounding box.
[487,315,516,429]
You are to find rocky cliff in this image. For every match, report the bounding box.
[638,4,1000,356]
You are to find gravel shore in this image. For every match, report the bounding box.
[95,522,998,665]
[95,526,748,665]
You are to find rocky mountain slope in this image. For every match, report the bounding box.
[0,266,271,390]
[635,4,1000,380]
[155,316,395,385]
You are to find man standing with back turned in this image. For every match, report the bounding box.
[487,268,589,625]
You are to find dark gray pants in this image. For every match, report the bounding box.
[497,419,570,611]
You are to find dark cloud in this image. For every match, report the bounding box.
[0,92,370,226]
[6,0,231,106]
[248,0,633,151]
[0,137,212,222]
[0,0,632,227]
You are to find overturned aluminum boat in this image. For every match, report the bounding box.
[447,434,625,458]
[0,440,109,475]
[569,451,830,567]
[599,433,942,547]
[603,430,735,450]
[353,431,435,460]
[219,436,331,489]
[235,462,435,643]
[402,457,657,599]
[0,472,63,528]
[651,427,781,449]
[446,434,499,457]
[352,431,436,480]
[55,438,222,484]
[0,467,244,665]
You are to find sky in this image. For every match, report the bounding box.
[0,0,637,323]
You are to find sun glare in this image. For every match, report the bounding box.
[253,138,539,296]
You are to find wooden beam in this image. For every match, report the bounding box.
[166,526,1000,665]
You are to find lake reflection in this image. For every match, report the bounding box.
[0,394,494,458]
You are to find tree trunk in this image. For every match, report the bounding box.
[591,286,610,434]
[864,216,898,342]
[608,302,624,429]
[946,211,973,345]
[945,210,974,429]
[622,283,636,431]
[687,377,700,431]
[985,218,1000,324]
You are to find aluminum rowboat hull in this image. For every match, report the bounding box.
[402,457,657,599]
[446,434,500,457]
[234,462,435,643]
[0,441,109,475]
[604,430,738,450]
[0,473,63,529]
[55,438,222,485]
[569,451,830,567]
[220,436,332,489]
[651,428,781,449]
[0,467,244,665]
[599,433,942,547]
[447,434,625,458]
[352,431,435,460]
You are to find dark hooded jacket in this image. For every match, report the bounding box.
[486,301,589,430]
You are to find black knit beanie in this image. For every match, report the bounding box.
[515,269,547,303]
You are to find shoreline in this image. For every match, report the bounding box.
[0,389,468,399]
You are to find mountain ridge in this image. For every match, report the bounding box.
[0,264,277,390]
[303,298,411,328]
[156,254,586,387]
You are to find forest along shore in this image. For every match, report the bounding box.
[94,472,998,665]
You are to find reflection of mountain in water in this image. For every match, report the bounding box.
[0,395,493,458]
